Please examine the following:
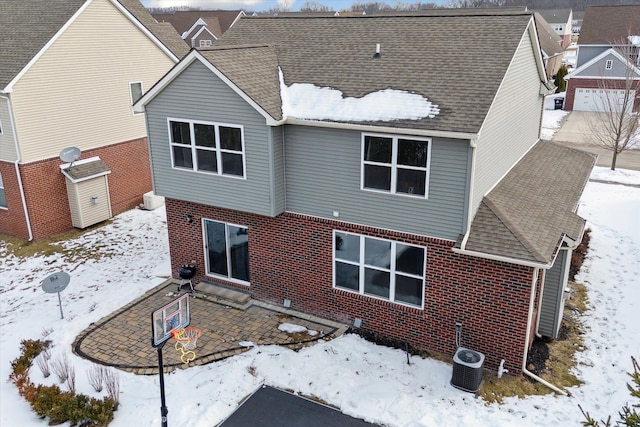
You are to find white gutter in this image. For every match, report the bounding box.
[0,95,33,241]
[451,246,551,269]
[522,268,569,396]
[534,268,547,337]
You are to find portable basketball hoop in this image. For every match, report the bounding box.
[171,327,202,364]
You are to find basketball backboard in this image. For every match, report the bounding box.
[151,293,190,347]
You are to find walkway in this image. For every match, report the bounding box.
[72,280,347,374]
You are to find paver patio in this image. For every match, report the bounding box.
[72,280,347,374]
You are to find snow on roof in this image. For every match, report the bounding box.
[279,68,440,122]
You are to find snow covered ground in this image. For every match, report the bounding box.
[1,158,639,424]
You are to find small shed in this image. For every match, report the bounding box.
[60,157,112,229]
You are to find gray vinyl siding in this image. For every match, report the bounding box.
[539,249,569,338]
[145,60,281,216]
[271,125,285,214]
[284,125,470,240]
[471,28,543,215]
[0,97,18,162]
[576,46,609,68]
[579,52,632,78]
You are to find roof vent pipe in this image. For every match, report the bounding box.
[373,43,381,59]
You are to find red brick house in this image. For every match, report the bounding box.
[0,0,187,240]
[135,11,595,380]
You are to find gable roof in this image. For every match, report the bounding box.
[0,0,188,92]
[579,5,640,45]
[460,141,596,265]
[152,10,244,37]
[209,11,537,134]
[536,9,571,24]
[533,12,564,57]
[567,47,640,79]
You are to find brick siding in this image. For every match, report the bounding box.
[0,137,152,240]
[167,198,537,374]
[0,161,30,238]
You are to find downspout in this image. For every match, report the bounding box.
[522,267,569,396]
[0,95,33,241]
[534,268,547,338]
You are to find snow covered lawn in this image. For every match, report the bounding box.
[1,168,639,426]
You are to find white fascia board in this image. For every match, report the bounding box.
[566,48,640,79]
[451,245,551,269]
[285,118,477,141]
[3,0,94,93]
[183,18,208,39]
[110,0,178,63]
[477,20,547,137]
[229,11,246,28]
[133,50,279,125]
[191,26,217,43]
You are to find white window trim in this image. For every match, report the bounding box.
[202,218,250,286]
[199,39,212,47]
[0,117,3,134]
[360,132,432,199]
[332,230,426,309]
[605,59,613,70]
[167,117,247,179]
[129,81,143,115]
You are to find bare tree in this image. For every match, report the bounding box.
[300,1,334,12]
[587,37,640,170]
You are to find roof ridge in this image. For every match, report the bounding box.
[199,43,272,51]
[482,197,548,262]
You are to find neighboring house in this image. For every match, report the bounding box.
[152,10,245,48]
[134,10,595,376]
[571,10,584,39]
[0,0,188,241]
[534,12,565,80]
[564,5,640,112]
[537,9,573,48]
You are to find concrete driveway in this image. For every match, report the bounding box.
[551,111,640,171]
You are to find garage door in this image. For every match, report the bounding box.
[573,88,635,112]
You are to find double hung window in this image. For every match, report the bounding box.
[333,231,425,308]
[169,119,245,177]
[362,133,430,197]
[204,219,250,283]
[0,172,6,208]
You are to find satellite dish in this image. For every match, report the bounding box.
[42,271,70,294]
[59,147,81,164]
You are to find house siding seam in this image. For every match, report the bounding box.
[471,28,542,215]
[565,78,640,112]
[0,137,151,240]
[166,198,535,374]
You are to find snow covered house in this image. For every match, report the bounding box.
[564,5,640,112]
[134,10,596,376]
[0,0,188,240]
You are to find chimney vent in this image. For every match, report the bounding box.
[373,43,381,59]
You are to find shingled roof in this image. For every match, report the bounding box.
[534,12,564,57]
[210,11,536,134]
[0,0,187,91]
[579,5,640,45]
[152,10,244,37]
[462,142,596,265]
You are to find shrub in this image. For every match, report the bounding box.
[8,339,117,426]
[555,65,568,93]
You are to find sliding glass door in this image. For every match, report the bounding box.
[203,219,249,284]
